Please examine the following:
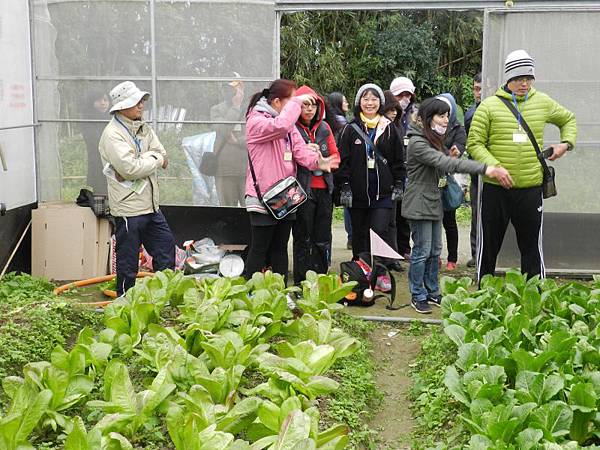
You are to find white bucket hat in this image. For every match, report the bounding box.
[109,81,150,113]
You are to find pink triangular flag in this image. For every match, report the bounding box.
[369,229,404,260]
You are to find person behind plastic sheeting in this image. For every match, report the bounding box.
[437,93,467,271]
[389,76,417,261]
[380,90,406,273]
[210,73,247,206]
[80,88,109,195]
[292,85,340,285]
[464,72,482,268]
[402,97,512,314]
[468,50,577,283]
[243,79,333,282]
[99,81,175,296]
[325,91,353,250]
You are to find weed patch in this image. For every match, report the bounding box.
[409,325,468,449]
[323,313,383,449]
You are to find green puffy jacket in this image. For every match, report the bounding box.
[467,87,577,188]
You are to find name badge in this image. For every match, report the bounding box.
[513,131,528,143]
[367,158,375,169]
[403,137,409,147]
[284,152,293,161]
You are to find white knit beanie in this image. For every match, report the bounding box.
[504,49,535,82]
[354,83,385,107]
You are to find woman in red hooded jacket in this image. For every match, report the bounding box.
[292,86,340,284]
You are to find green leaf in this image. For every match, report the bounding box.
[515,427,543,450]
[444,365,470,406]
[316,424,349,446]
[258,400,281,432]
[515,372,564,405]
[2,376,24,400]
[456,342,488,371]
[13,388,52,444]
[529,401,572,440]
[569,383,597,413]
[217,397,261,435]
[273,410,311,450]
[444,324,467,347]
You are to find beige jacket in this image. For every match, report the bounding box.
[99,114,166,217]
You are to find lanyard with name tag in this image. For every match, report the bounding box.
[283,134,293,161]
[511,93,529,144]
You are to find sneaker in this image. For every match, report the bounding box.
[466,258,476,268]
[427,294,443,308]
[375,275,392,292]
[346,240,352,250]
[446,262,457,271]
[411,298,432,314]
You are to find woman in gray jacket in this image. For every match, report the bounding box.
[402,97,512,314]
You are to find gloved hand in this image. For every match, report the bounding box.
[391,182,404,202]
[340,183,352,208]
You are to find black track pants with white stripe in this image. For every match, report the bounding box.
[477,183,544,281]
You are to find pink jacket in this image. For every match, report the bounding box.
[245,98,319,198]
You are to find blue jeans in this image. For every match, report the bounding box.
[408,219,442,301]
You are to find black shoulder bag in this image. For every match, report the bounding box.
[497,96,557,198]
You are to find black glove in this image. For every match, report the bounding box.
[340,183,352,208]
[391,182,404,202]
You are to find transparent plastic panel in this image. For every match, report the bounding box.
[156,123,248,207]
[34,0,151,77]
[36,80,152,121]
[156,80,269,122]
[155,0,275,77]
[483,10,600,214]
[0,128,36,209]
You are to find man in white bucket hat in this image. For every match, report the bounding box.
[99,81,175,296]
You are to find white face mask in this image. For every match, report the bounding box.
[399,98,411,111]
[431,124,447,135]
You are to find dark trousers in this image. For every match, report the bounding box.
[469,175,479,259]
[395,200,412,255]
[245,220,293,281]
[292,189,333,284]
[115,211,175,296]
[349,207,392,260]
[442,209,458,263]
[477,183,544,282]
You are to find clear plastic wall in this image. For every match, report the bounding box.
[33,0,277,206]
[482,9,600,214]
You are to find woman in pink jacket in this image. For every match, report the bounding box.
[244,79,332,280]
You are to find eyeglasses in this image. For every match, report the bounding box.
[301,102,317,109]
[511,76,534,84]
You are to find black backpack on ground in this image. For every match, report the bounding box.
[339,258,403,310]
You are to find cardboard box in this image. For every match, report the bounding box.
[31,202,111,280]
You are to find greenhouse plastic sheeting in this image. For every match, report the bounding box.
[482,8,600,273]
[33,0,277,206]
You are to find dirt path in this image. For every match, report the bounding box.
[369,324,422,449]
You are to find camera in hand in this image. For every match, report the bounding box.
[541,147,554,159]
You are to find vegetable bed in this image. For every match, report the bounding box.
[0,270,368,449]
[440,271,600,449]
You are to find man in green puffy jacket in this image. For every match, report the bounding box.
[468,49,577,282]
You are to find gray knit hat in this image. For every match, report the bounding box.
[354,83,385,107]
[504,49,535,82]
